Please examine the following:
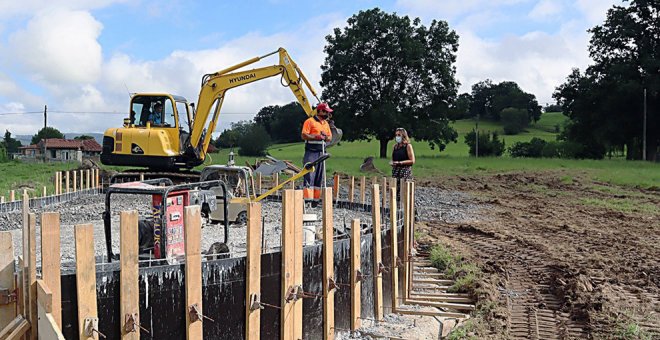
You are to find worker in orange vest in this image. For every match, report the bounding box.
[301,102,333,207]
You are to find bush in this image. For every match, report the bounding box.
[509,137,547,158]
[0,143,8,163]
[429,245,458,271]
[541,141,561,158]
[500,107,528,135]
[465,130,505,157]
[237,124,271,156]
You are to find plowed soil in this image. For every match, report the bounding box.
[416,171,659,339]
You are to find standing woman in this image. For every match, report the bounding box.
[391,128,415,196]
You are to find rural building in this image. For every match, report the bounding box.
[17,138,102,162]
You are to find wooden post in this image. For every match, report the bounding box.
[9,190,15,202]
[0,232,16,329]
[289,178,295,190]
[350,218,361,330]
[273,173,279,194]
[139,173,144,182]
[184,206,203,340]
[381,177,388,225]
[372,184,383,321]
[390,187,399,311]
[41,212,62,329]
[80,170,84,191]
[280,189,303,340]
[245,202,262,340]
[332,174,339,202]
[360,176,366,204]
[21,191,29,318]
[0,196,4,203]
[54,172,59,196]
[37,280,65,339]
[86,170,91,190]
[27,213,37,340]
[43,186,47,197]
[120,211,139,340]
[403,181,411,301]
[96,169,100,189]
[73,171,77,192]
[75,224,98,340]
[348,176,355,203]
[321,188,334,340]
[66,171,70,193]
[256,173,262,195]
[408,182,415,302]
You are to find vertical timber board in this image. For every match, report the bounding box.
[348,177,355,203]
[120,211,139,340]
[408,182,415,302]
[43,187,47,198]
[73,171,77,192]
[96,169,100,189]
[21,192,29,318]
[350,219,361,330]
[0,232,16,329]
[389,187,399,311]
[10,190,15,202]
[86,170,91,190]
[184,206,202,340]
[360,177,366,204]
[293,190,303,340]
[402,181,411,301]
[79,170,84,191]
[54,172,58,196]
[256,173,262,195]
[41,212,62,329]
[27,213,37,340]
[381,177,387,226]
[37,279,65,339]
[321,188,334,340]
[273,173,279,194]
[332,174,339,202]
[66,172,70,193]
[75,224,98,340]
[280,190,295,340]
[371,185,383,321]
[246,203,262,340]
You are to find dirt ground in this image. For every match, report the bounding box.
[416,171,659,339]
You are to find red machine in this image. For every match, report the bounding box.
[152,191,188,259]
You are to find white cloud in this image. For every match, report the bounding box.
[8,9,103,86]
[0,0,128,18]
[528,0,563,20]
[395,0,530,20]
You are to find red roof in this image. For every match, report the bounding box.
[39,138,102,152]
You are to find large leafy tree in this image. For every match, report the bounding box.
[254,102,307,143]
[321,8,460,158]
[3,130,22,153]
[31,127,64,145]
[469,80,542,123]
[554,0,659,160]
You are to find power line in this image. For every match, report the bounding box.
[0,111,258,116]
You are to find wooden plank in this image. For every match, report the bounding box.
[9,190,14,202]
[389,187,399,311]
[0,196,4,203]
[42,187,46,197]
[332,174,339,202]
[41,212,62,329]
[350,218,361,330]
[348,176,355,203]
[73,171,77,192]
[66,172,70,193]
[408,182,415,302]
[293,190,303,340]
[408,295,474,304]
[75,224,98,340]
[256,172,262,195]
[404,299,475,311]
[395,308,468,318]
[37,281,65,340]
[79,170,84,191]
[17,256,23,317]
[273,173,279,194]
[359,176,366,204]
[0,232,15,329]
[27,213,37,340]
[86,170,91,190]
[280,189,295,340]
[53,172,58,196]
[381,177,387,225]
[120,211,139,340]
[184,206,202,340]
[0,316,29,340]
[95,169,100,189]
[321,188,334,340]
[402,182,412,302]
[245,203,262,340]
[371,184,383,321]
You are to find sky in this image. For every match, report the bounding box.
[0,0,620,136]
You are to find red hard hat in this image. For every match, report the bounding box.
[316,102,333,113]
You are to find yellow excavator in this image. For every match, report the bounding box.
[101,48,341,171]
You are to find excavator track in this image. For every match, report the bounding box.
[109,169,201,186]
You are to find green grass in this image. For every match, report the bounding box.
[0,161,79,200]
[615,322,652,340]
[578,197,660,215]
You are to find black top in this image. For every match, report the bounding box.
[392,144,409,162]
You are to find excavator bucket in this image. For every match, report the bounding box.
[327,120,342,148]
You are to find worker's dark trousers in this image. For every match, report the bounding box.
[303,149,324,201]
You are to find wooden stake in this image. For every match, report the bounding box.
[139,173,144,182]
[403,181,411,301]
[120,211,139,340]
[332,174,339,202]
[43,186,47,197]
[371,184,383,321]
[96,169,100,189]
[348,176,355,203]
[389,187,399,311]
[75,224,98,340]
[0,232,16,329]
[37,280,65,339]
[350,218,361,330]
[273,173,279,194]
[27,213,37,340]
[321,188,334,340]
[80,170,84,191]
[21,191,29,320]
[184,206,203,340]
[0,196,4,203]
[280,189,295,340]
[54,172,58,196]
[245,203,262,340]
[256,173,262,195]
[360,176,366,204]
[73,171,77,192]
[408,182,415,302]
[381,177,387,226]
[9,190,14,202]
[86,170,91,190]
[66,171,70,193]
[41,212,62,329]
[293,190,303,340]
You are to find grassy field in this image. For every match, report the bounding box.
[1,112,657,196]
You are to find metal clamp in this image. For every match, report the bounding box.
[84,317,106,338]
[355,269,364,283]
[378,262,388,275]
[249,294,263,311]
[189,303,215,323]
[396,256,404,268]
[285,285,303,302]
[124,313,150,334]
[0,288,17,305]
[328,278,338,291]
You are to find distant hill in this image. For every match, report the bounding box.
[15,133,104,146]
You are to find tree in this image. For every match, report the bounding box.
[448,93,473,120]
[500,107,528,135]
[31,127,64,145]
[73,135,94,140]
[543,103,562,112]
[464,131,505,156]
[215,121,252,149]
[254,102,307,143]
[237,123,271,156]
[3,130,22,153]
[469,80,542,122]
[321,8,460,158]
[0,143,8,163]
[554,0,659,160]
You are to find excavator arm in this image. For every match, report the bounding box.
[187,48,322,162]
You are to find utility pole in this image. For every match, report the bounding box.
[44,105,47,129]
[642,88,647,161]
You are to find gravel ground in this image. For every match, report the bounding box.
[1,185,482,265]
